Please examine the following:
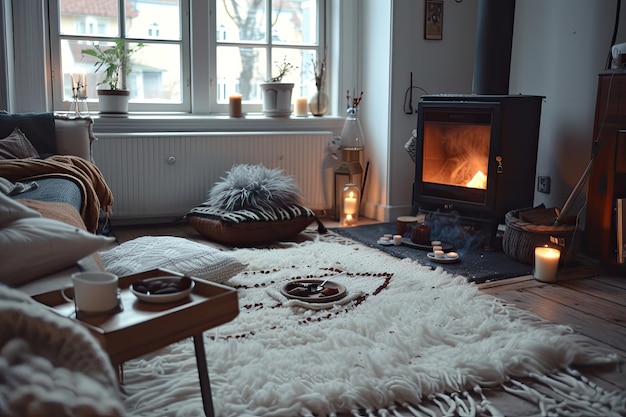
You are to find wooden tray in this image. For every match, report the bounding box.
[33,268,239,365]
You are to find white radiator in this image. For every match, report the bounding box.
[92,131,335,221]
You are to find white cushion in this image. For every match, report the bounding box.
[53,116,95,161]
[0,217,116,287]
[98,236,247,283]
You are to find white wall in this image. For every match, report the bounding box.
[511,0,626,223]
[359,0,392,220]
[360,0,478,221]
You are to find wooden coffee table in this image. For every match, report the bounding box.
[33,268,239,417]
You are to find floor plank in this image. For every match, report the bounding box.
[524,283,626,326]
[559,278,626,307]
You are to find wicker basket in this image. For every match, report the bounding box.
[502,209,580,264]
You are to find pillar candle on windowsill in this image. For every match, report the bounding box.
[295,97,308,116]
[229,94,243,118]
[533,246,561,282]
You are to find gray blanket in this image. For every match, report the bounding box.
[0,176,38,196]
[0,284,128,417]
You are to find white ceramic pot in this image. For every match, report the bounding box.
[97,89,130,114]
[260,83,294,117]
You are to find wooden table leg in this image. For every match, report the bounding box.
[193,333,215,417]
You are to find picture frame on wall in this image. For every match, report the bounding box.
[425,0,443,40]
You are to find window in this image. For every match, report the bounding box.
[50,0,186,113]
[48,0,325,115]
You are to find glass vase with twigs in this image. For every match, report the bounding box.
[309,49,328,116]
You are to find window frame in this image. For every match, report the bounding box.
[47,0,327,115]
[6,0,359,122]
[48,0,191,114]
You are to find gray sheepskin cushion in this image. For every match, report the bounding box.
[207,164,302,211]
[187,164,326,246]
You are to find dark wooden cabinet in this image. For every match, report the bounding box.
[584,70,626,267]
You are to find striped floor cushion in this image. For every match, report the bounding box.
[186,203,324,246]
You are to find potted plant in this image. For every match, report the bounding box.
[260,58,296,117]
[82,38,144,114]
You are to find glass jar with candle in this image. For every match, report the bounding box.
[341,184,360,226]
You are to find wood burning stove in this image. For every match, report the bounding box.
[411,94,543,249]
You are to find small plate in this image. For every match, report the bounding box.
[402,238,454,252]
[427,252,460,264]
[377,239,393,246]
[281,279,347,303]
[131,276,195,303]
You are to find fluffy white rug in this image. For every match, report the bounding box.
[121,237,623,417]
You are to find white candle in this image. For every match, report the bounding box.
[344,196,357,214]
[393,234,402,245]
[534,246,561,282]
[229,94,243,117]
[295,97,308,116]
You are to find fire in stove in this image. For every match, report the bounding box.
[466,170,487,189]
[422,123,491,190]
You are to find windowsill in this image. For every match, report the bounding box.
[64,112,346,135]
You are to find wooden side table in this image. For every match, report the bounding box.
[33,268,239,417]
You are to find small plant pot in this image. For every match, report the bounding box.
[260,83,294,117]
[98,89,130,114]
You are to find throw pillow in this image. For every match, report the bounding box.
[98,236,247,283]
[0,127,41,159]
[0,217,116,287]
[208,164,302,211]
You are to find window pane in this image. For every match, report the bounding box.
[131,43,182,103]
[217,46,266,102]
[216,0,267,43]
[61,38,104,101]
[59,0,119,37]
[269,49,317,96]
[62,40,182,104]
[126,0,181,41]
[271,0,317,45]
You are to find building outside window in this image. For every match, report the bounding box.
[49,0,325,115]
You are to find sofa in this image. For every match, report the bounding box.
[0,112,115,295]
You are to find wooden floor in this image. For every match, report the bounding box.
[110,220,626,416]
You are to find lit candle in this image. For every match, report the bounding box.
[344,194,357,214]
[229,94,243,117]
[533,246,561,282]
[341,184,360,226]
[295,97,308,116]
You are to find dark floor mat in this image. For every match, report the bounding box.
[331,222,532,283]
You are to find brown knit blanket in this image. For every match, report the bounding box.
[0,155,113,232]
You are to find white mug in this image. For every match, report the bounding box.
[62,272,119,314]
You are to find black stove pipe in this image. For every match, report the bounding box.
[472,0,516,95]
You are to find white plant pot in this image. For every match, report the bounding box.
[260,83,294,117]
[97,89,130,114]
